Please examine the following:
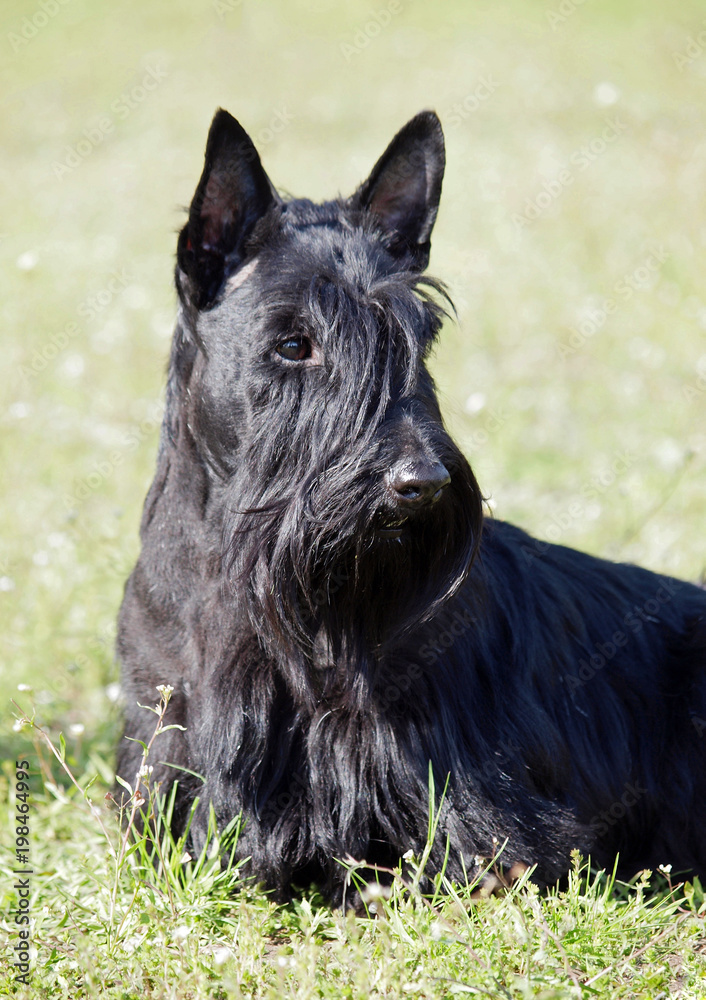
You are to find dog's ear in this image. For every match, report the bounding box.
[352,111,445,271]
[177,109,279,309]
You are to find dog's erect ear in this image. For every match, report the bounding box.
[177,109,279,309]
[352,111,445,271]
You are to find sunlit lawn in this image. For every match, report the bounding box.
[2,0,706,996]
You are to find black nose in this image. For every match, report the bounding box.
[386,458,451,508]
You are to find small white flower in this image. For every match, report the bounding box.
[17,683,31,691]
[658,863,672,875]
[430,921,443,941]
[156,683,174,696]
[69,723,85,736]
[13,719,28,732]
[0,576,16,591]
[464,392,486,415]
[105,682,121,702]
[402,849,414,861]
[213,947,231,966]
[17,250,39,271]
[363,882,385,899]
[173,925,190,941]
[61,353,85,379]
[593,82,620,106]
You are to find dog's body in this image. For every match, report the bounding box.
[117,109,706,901]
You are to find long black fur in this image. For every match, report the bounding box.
[117,108,706,902]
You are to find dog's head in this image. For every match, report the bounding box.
[172,109,484,676]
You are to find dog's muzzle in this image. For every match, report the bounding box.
[377,457,451,538]
[386,457,451,507]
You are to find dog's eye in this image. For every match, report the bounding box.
[276,337,312,362]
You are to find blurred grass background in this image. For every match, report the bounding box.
[2,0,706,759]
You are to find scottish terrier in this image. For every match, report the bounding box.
[117,108,706,902]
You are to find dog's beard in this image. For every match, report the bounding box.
[223,452,483,699]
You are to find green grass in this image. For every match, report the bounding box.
[4,709,706,998]
[0,712,706,1000]
[2,0,706,995]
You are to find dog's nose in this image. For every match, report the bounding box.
[386,458,451,507]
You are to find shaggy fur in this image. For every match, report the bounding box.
[117,109,706,902]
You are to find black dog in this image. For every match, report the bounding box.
[117,108,706,901]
